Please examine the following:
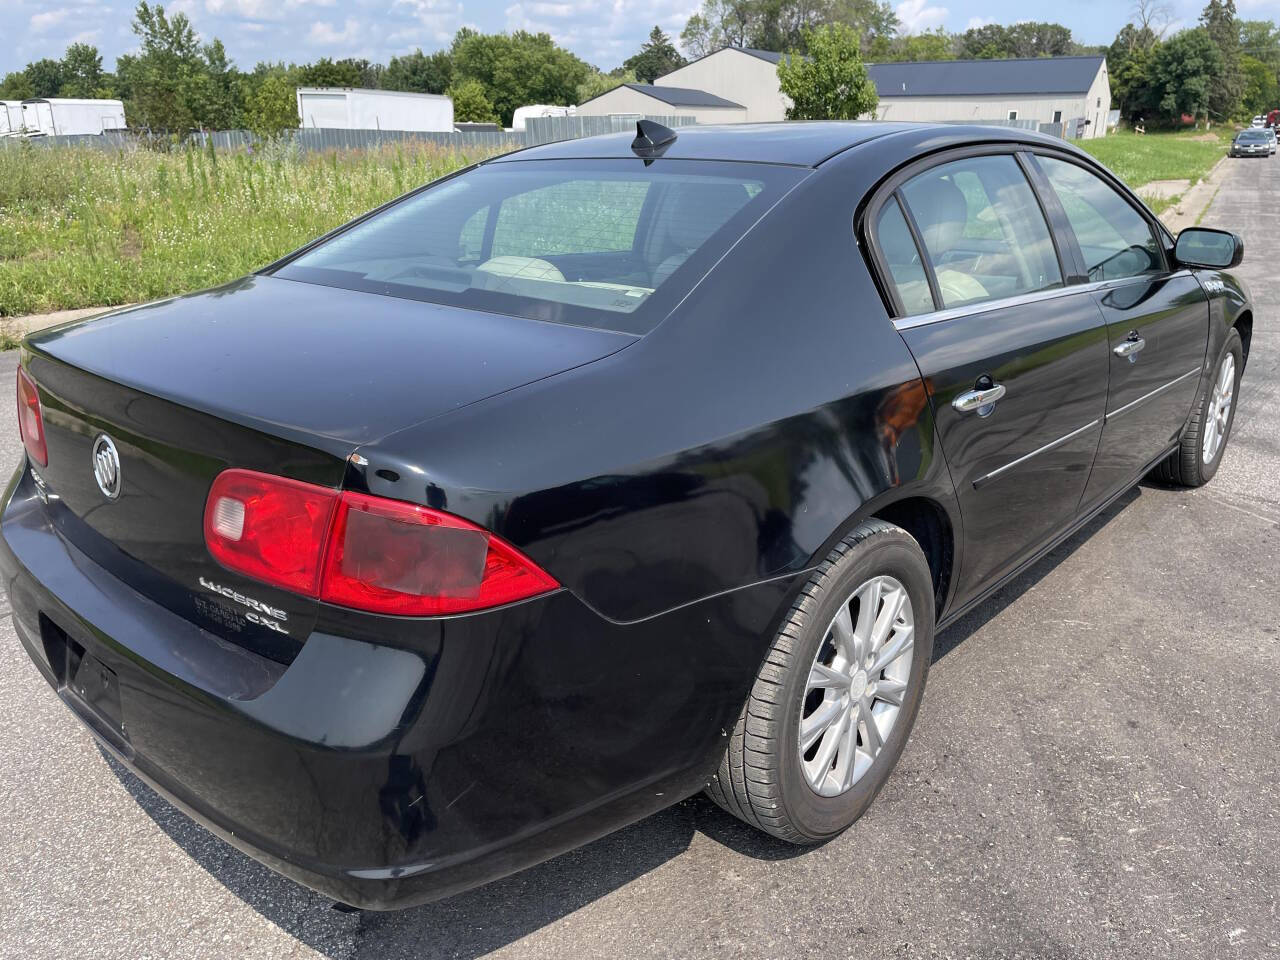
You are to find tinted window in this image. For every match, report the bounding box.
[898,155,1062,310]
[274,160,787,333]
[875,197,934,315]
[1036,155,1162,281]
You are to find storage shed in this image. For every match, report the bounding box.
[296,88,454,133]
[575,84,747,124]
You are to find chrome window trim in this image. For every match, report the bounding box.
[891,271,1194,332]
[972,419,1101,489]
[1105,367,1202,421]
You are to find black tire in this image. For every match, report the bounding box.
[1152,328,1243,488]
[705,520,935,843]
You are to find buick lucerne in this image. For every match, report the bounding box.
[1,121,1252,908]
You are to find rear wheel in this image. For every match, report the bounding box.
[705,520,934,842]
[1153,329,1242,487]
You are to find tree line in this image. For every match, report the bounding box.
[1,0,1276,135]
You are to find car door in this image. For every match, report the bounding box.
[1030,154,1210,512]
[867,150,1111,608]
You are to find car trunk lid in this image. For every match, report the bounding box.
[23,276,633,662]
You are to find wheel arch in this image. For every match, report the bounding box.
[1234,309,1253,371]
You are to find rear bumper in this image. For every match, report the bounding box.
[0,464,797,908]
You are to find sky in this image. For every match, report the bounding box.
[4,0,1280,76]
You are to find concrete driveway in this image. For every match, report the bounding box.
[1,155,1277,960]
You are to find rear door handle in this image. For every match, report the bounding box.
[1114,336,1146,360]
[952,382,1006,415]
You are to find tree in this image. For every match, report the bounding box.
[624,26,686,83]
[1240,54,1278,115]
[679,0,896,59]
[776,23,877,120]
[451,29,589,126]
[956,21,1074,59]
[59,43,109,98]
[577,67,635,104]
[1133,0,1173,40]
[680,0,753,57]
[1200,0,1244,120]
[1149,27,1223,123]
[297,57,363,87]
[25,58,65,98]
[0,71,36,100]
[874,27,954,62]
[447,79,498,123]
[1108,27,1159,119]
[123,2,214,131]
[246,70,298,138]
[385,49,453,94]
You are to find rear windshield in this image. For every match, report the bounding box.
[273,158,799,334]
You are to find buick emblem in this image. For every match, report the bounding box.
[92,434,122,500]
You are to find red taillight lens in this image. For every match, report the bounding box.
[204,469,338,595]
[202,470,558,616]
[16,366,48,467]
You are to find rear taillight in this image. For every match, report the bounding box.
[16,366,47,467]
[203,469,558,616]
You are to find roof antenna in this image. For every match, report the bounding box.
[631,119,677,160]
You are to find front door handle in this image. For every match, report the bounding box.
[1114,335,1146,360]
[952,382,1006,415]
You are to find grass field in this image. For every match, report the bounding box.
[0,140,487,318]
[0,128,1235,319]
[1077,129,1232,212]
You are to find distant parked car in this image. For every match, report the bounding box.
[1264,128,1277,154]
[1230,129,1273,156]
[1251,115,1265,127]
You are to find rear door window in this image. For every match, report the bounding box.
[896,155,1063,310]
[274,160,796,334]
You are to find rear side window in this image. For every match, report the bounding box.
[274,160,792,334]
[1035,156,1162,281]
[897,155,1062,310]
[875,198,934,316]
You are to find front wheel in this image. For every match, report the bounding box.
[1153,329,1243,487]
[705,520,934,843]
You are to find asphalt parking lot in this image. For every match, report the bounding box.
[2,155,1278,960]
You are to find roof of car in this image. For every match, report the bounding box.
[491,121,1070,168]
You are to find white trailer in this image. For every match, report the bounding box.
[296,87,454,133]
[510,104,575,132]
[0,101,25,136]
[19,98,127,136]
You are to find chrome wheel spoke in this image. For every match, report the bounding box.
[830,604,857,662]
[800,698,843,751]
[870,585,906,652]
[810,708,849,776]
[852,577,881,661]
[833,706,860,790]
[874,676,909,707]
[871,626,914,674]
[859,698,883,756]
[808,661,848,690]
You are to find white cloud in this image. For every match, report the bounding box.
[307,17,362,45]
[30,8,72,32]
[69,29,102,44]
[895,0,947,33]
[966,15,995,29]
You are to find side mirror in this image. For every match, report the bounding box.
[1175,227,1244,270]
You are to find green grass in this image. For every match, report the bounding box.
[0,139,491,317]
[1076,129,1231,190]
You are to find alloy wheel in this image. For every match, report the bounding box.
[798,575,915,797]
[1202,353,1235,464]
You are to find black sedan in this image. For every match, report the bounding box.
[1,121,1252,909]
